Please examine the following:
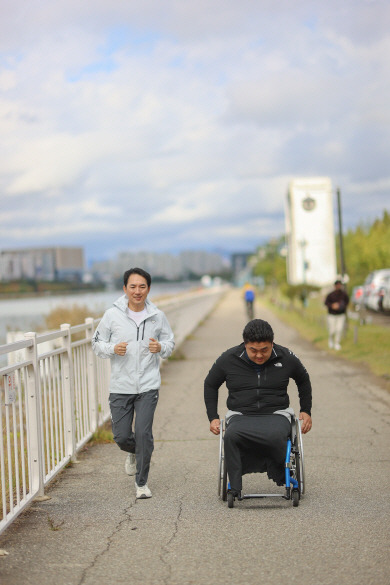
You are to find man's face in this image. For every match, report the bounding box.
[123,273,150,310]
[245,341,273,365]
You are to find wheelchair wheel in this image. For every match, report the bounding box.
[222,459,228,501]
[294,450,302,496]
[218,449,223,497]
[218,420,226,499]
[292,490,299,507]
[227,492,234,508]
[296,419,305,495]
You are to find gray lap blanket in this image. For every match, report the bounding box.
[227,414,291,486]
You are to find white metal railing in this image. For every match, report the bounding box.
[0,317,110,535]
[0,285,227,535]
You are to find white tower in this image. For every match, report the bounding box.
[285,178,337,286]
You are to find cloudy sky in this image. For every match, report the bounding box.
[1,0,389,264]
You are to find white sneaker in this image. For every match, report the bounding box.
[328,339,334,349]
[125,453,136,476]
[334,343,341,351]
[135,483,152,499]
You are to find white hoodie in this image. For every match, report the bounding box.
[92,294,175,394]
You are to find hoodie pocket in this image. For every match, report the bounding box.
[139,341,158,371]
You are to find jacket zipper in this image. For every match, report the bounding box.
[134,321,146,393]
[135,321,146,341]
[239,352,274,411]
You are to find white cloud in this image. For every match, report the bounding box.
[151,200,212,224]
[0,0,389,260]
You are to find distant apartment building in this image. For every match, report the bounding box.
[230,252,255,286]
[115,251,183,280]
[0,247,85,281]
[91,250,227,281]
[179,251,225,278]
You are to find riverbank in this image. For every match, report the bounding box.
[0,282,106,299]
[0,279,204,300]
[0,281,201,345]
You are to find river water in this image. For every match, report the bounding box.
[0,281,197,345]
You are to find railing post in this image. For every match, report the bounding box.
[24,332,45,497]
[60,324,77,460]
[85,318,99,432]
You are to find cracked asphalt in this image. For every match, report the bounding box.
[1,288,389,585]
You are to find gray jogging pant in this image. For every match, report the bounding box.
[109,390,159,487]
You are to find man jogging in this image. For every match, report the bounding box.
[92,267,175,499]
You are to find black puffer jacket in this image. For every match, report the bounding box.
[204,342,312,421]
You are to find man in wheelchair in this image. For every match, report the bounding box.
[204,319,312,499]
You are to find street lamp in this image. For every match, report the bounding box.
[300,239,308,284]
[336,187,347,281]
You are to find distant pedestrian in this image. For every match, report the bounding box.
[92,267,175,499]
[242,283,255,319]
[324,280,349,350]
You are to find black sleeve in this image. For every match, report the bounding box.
[324,293,332,308]
[291,355,312,416]
[204,357,227,422]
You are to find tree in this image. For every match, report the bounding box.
[340,210,390,288]
[252,209,390,292]
[252,236,287,285]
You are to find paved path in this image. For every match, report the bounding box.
[1,289,389,585]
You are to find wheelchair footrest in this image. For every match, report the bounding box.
[242,493,288,499]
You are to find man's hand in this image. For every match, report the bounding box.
[114,342,128,356]
[149,338,161,353]
[299,412,312,434]
[209,419,220,435]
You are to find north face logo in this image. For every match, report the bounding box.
[274,362,283,367]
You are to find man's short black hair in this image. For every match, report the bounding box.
[123,267,152,288]
[243,319,274,344]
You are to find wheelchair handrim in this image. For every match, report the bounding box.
[297,419,305,494]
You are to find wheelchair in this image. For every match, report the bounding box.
[218,413,305,508]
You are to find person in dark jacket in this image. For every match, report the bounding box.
[204,319,312,497]
[324,280,349,350]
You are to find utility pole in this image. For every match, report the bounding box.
[337,187,346,281]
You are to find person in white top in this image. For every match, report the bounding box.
[92,267,175,499]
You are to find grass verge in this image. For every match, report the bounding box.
[88,420,114,445]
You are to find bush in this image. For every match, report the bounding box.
[280,283,320,304]
[44,304,100,331]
